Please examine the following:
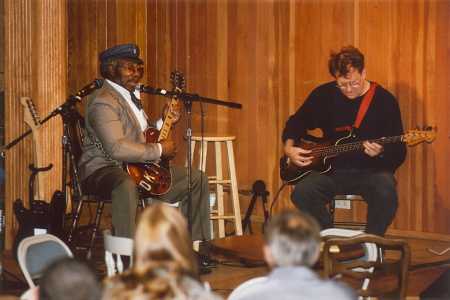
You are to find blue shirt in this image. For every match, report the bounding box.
[229,266,356,300]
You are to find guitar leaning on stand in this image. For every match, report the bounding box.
[12,97,65,257]
[125,71,185,197]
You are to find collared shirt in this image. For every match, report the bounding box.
[230,266,356,300]
[106,79,148,132]
[106,79,162,157]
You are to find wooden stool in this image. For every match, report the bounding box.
[190,135,243,238]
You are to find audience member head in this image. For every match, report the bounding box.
[264,210,321,268]
[39,257,101,300]
[133,203,197,276]
[102,204,198,300]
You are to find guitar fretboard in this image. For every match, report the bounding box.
[311,135,404,158]
[158,98,178,142]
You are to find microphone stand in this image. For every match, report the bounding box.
[181,92,242,238]
[143,86,242,239]
[1,80,102,157]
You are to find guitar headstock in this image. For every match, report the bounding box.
[170,70,185,94]
[21,97,41,132]
[403,126,437,146]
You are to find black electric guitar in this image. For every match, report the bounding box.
[125,71,185,197]
[280,127,437,184]
[13,98,65,256]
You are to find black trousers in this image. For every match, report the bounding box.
[290,169,398,235]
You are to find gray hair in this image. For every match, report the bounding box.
[265,210,321,267]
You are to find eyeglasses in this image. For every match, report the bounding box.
[117,61,144,73]
[336,79,361,90]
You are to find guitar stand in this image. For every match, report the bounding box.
[242,180,270,234]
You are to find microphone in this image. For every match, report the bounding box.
[73,79,104,100]
[138,84,173,97]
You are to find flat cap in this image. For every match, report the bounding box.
[99,43,143,64]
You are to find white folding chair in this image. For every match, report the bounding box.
[20,287,38,300]
[17,234,73,288]
[103,230,134,276]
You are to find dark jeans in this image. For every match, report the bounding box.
[291,169,398,235]
[83,165,210,241]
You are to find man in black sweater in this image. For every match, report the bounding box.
[282,46,406,235]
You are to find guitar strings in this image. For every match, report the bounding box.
[307,136,403,158]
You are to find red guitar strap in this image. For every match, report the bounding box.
[335,82,377,132]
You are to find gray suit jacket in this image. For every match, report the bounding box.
[78,80,161,181]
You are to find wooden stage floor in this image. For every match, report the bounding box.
[1,232,449,299]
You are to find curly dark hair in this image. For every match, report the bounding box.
[328,46,364,77]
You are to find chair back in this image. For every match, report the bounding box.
[17,234,73,288]
[65,109,86,164]
[103,230,134,276]
[322,233,410,299]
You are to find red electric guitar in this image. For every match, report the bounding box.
[125,71,185,197]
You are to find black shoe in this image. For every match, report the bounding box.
[195,252,215,275]
[198,253,218,268]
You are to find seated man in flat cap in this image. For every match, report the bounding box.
[77,43,210,247]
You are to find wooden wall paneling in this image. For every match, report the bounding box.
[145,0,163,115]
[357,0,449,233]
[424,0,450,233]
[4,0,32,250]
[231,1,258,212]
[184,0,208,143]
[432,0,450,234]
[254,1,278,216]
[0,0,3,89]
[271,1,296,212]
[4,0,66,249]
[147,0,172,120]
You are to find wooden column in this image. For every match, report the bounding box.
[4,0,67,249]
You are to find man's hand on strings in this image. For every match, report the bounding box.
[363,141,384,157]
[284,143,313,167]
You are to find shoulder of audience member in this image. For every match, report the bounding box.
[181,275,223,300]
[324,280,357,300]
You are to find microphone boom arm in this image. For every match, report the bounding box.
[1,79,103,156]
[139,84,242,109]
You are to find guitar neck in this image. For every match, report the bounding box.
[158,98,178,142]
[21,97,45,202]
[316,135,404,157]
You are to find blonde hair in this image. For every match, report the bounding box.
[102,204,198,300]
[134,203,197,276]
